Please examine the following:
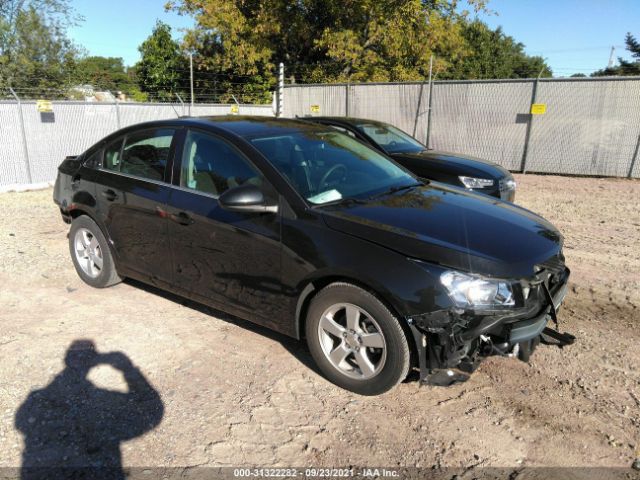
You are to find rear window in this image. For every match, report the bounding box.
[100,129,175,182]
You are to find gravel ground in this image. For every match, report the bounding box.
[0,174,639,476]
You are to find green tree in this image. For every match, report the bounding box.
[447,20,551,79]
[72,56,138,93]
[136,20,188,101]
[167,0,488,97]
[0,5,78,96]
[615,32,640,75]
[592,33,640,77]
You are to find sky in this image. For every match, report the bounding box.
[67,0,640,76]
[67,0,194,66]
[477,0,639,76]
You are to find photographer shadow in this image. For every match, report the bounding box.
[15,339,164,480]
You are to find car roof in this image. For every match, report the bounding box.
[122,115,333,138]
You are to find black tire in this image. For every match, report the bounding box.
[68,215,121,288]
[305,282,411,395]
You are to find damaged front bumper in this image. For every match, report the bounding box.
[407,265,575,386]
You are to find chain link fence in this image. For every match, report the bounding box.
[3,77,639,189]
[0,101,274,188]
[284,77,640,179]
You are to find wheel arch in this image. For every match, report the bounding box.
[295,275,418,368]
[67,207,120,265]
[293,275,408,335]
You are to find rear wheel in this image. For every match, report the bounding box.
[69,216,121,288]
[305,283,410,395]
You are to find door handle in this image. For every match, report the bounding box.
[101,189,117,201]
[170,211,194,226]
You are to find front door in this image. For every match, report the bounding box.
[166,129,285,330]
[95,127,177,284]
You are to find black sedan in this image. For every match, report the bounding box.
[54,116,570,395]
[304,116,516,202]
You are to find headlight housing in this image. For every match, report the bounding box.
[440,271,515,309]
[502,178,517,190]
[459,176,494,189]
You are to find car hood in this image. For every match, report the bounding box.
[320,183,562,278]
[394,150,511,178]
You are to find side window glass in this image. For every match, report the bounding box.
[181,130,262,197]
[104,138,123,171]
[120,128,175,182]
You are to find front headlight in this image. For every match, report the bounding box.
[440,271,515,309]
[459,176,494,189]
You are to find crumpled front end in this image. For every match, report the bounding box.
[407,253,575,386]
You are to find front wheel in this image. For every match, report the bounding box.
[69,215,122,288]
[305,283,411,395]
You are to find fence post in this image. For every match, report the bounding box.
[277,62,285,117]
[425,55,434,149]
[629,131,640,178]
[345,82,350,116]
[189,52,195,115]
[520,77,541,173]
[175,93,186,117]
[9,87,32,184]
[412,80,426,137]
[113,97,121,129]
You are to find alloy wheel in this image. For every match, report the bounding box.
[73,227,103,278]
[317,303,387,380]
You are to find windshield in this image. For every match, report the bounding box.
[250,130,416,205]
[356,123,425,154]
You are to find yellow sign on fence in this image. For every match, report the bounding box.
[310,105,320,113]
[36,100,53,113]
[530,103,547,115]
[230,104,239,114]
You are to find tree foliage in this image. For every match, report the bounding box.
[0,4,78,95]
[592,33,640,77]
[72,56,138,94]
[166,0,491,98]
[446,21,551,79]
[135,20,189,101]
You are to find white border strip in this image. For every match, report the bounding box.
[0,181,54,193]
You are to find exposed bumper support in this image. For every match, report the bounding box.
[408,323,472,386]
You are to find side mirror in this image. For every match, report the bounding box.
[218,183,278,214]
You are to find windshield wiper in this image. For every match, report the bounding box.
[314,196,368,208]
[368,182,424,200]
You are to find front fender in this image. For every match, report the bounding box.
[283,215,453,339]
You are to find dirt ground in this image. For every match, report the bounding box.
[0,174,639,475]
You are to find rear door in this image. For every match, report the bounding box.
[166,128,285,330]
[94,127,178,285]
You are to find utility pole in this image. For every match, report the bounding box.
[189,52,194,115]
[608,46,616,69]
